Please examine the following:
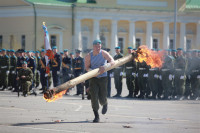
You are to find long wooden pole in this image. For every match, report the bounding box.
[44,53,135,99]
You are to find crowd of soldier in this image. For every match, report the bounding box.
[0,46,200,100]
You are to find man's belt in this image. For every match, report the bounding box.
[1,66,7,68]
[175,69,182,71]
[126,67,133,69]
[192,70,199,73]
[161,69,170,71]
[139,68,146,70]
[149,68,156,71]
[74,67,81,70]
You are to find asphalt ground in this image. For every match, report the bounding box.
[0,78,200,133]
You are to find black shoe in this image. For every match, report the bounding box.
[93,110,100,123]
[112,94,121,98]
[102,103,107,115]
[39,88,43,90]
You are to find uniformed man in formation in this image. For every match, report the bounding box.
[73,49,84,95]
[113,46,124,97]
[0,46,199,100]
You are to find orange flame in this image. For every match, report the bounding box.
[135,45,164,68]
[43,90,67,102]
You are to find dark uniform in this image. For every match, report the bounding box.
[62,53,71,83]
[9,50,17,90]
[15,49,27,92]
[0,50,2,88]
[137,61,150,99]
[73,50,84,95]
[40,54,52,92]
[161,50,174,99]
[17,62,33,97]
[26,53,36,91]
[51,51,62,87]
[125,49,137,98]
[35,51,41,88]
[113,47,124,97]
[174,48,187,99]
[190,50,200,99]
[0,49,10,90]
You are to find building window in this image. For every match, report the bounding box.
[186,39,192,50]
[0,35,2,49]
[170,39,174,49]
[153,39,158,49]
[50,35,56,47]
[82,36,88,53]
[118,37,124,53]
[100,34,106,48]
[136,38,141,48]
[21,35,25,49]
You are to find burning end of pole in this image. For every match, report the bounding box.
[43,89,67,102]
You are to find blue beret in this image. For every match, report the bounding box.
[36,51,40,53]
[10,49,15,52]
[22,61,27,64]
[41,49,45,52]
[1,49,6,51]
[0,50,2,52]
[115,46,120,49]
[93,39,101,45]
[52,46,57,49]
[133,48,137,50]
[177,48,183,51]
[70,52,74,55]
[64,49,68,52]
[24,50,27,53]
[7,50,10,52]
[192,49,198,52]
[127,47,133,49]
[60,52,64,54]
[172,49,177,52]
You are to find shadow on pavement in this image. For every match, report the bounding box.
[11,121,90,126]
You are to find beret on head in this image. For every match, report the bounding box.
[115,46,120,49]
[93,39,101,45]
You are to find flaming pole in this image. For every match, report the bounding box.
[43,53,135,101]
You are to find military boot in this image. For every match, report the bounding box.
[93,110,99,123]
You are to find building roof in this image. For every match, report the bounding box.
[186,0,200,10]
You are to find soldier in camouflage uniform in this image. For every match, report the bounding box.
[35,51,41,88]
[113,46,124,97]
[16,61,33,97]
[0,49,10,91]
[9,50,17,90]
[125,47,137,98]
[185,51,192,99]
[62,49,71,84]
[174,48,187,100]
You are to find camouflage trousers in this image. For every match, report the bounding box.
[89,77,108,111]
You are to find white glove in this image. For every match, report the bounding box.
[12,71,15,74]
[37,70,40,73]
[110,73,113,77]
[6,71,9,75]
[159,75,162,80]
[50,71,52,74]
[146,73,148,77]
[188,75,191,79]
[120,72,123,76]
[197,75,200,79]
[180,75,184,79]
[172,75,175,79]
[143,74,146,77]
[154,74,158,78]
[136,73,138,77]
[57,71,60,75]
[45,74,49,77]
[169,74,173,80]
[132,72,136,76]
